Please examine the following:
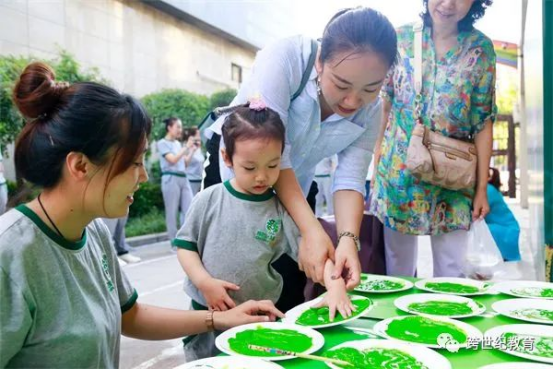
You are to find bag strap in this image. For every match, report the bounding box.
[291,39,318,102]
[413,23,424,126]
[413,23,423,96]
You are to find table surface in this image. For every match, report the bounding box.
[264,276,549,369]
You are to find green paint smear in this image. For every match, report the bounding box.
[323,347,428,369]
[228,326,312,357]
[425,282,480,294]
[511,287,553,298]
[503,333,553,358]
[357,279,405,292]
[512,308,553,321]
[408,300,474,316]
[385,316,467,345]
[296,298,371,326]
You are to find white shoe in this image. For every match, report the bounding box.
[117,257,127,267]
[119,253,141,264]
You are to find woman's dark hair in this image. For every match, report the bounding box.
[421,0,493,32]
[182,126,199,142]
[163,117,180,133]
[221,104,285,162]
[320,7,397,68]
[488,167,502,190]
[13,62,151,189]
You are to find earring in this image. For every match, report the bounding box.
[316,77,322,96]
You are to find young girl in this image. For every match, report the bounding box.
[0,63,282,369]
[174,99,353,361]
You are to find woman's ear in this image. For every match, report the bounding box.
[65,152,90,181]
[315,47,323,75]
[221,148,233,168]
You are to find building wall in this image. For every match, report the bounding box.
[0,0,258,181]
[0,0,256,97]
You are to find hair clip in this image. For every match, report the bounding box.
[27,113,48,124]
[249,95,267,111]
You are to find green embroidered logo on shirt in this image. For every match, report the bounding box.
[101,254,115,292]
[255,218,281,245]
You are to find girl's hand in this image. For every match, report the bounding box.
[214,300,284,330]
[313,288,354,322]
[198,278,240,311]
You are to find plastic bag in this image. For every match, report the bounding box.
[464,219,504,280]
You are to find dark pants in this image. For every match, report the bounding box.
[203,133,315,312]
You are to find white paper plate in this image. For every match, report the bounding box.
[282,295,373,329]
[484,324,553,364]
[323,339,451,369]
[478,364,553,369]
[494,281,554,299]
[415,277,493,296]
[354,274,414,294]
[173,356,284,369]
[373,315,483,349]
[215,322,324,361]
[394,293,486,319]
[492,298,553,324]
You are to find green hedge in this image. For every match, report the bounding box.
[128,181,164,220]
[142,89,211,140]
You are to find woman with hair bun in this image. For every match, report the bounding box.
[0,62,283,369]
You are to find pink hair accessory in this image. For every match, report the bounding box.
[249,95,267,111]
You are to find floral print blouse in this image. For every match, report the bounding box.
[370,24,497,235]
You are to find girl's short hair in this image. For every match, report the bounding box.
[12,62,151,189]
[221,104,285,161]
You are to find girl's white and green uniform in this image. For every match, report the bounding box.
[172,180,300,360]
[0,205,137,369]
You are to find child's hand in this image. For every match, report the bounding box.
[199,278,240,311]
[313,289,355,322]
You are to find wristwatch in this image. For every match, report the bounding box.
[206,310,215,331]
[338,231,361,252]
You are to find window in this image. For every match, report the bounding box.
[231,63,243,84]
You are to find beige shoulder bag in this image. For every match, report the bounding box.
[405,23,477,191]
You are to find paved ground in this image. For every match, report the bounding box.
[120,200,535,369]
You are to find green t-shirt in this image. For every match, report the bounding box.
[0,205,137,369]
[173,181,300,307]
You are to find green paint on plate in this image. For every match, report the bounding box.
[323,347,429,369]
[503,332,553,358]
[357,279,405,292]
[511,287,553,298]
[512,308,553,322]
[228,327,312,357]
[424,282,480,294]
[407,300,475,316]
[385,316,468,345]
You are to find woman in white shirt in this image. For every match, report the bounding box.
[204,7,398,309]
